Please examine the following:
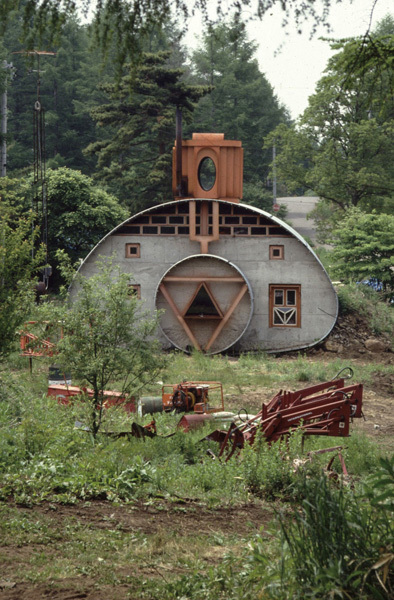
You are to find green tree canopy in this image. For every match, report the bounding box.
[190,19,289,191]
[331,208,394,301]
[44,167,128,284]
[86,50,209,211]
[7,168,128,288]
[268,22,394,212]
[0,1,341,65]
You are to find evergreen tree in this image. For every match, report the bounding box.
[190,19,290,192]
[3,7,110,175]
[86,50,209,211]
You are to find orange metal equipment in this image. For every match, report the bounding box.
[20,322,56,358]
[47,384,136,413]
[161,381,224,414]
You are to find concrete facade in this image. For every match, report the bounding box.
[73,198,338,354]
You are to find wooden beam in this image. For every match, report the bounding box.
[205,284,248,351]
[163,276,245,283]
[159,284,201,351]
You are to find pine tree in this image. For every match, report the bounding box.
[86,50,209,211]
[190,19,290,189]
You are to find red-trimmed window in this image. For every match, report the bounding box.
[128,284,141,299]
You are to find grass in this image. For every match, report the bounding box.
[0,346,392,598]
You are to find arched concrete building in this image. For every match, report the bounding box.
[73,133,337,354]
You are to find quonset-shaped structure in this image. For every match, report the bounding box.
[73,133,337,354]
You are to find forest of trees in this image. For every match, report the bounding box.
[0,1,393,349]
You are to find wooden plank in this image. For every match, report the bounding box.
[163,276,245,283]
[205,284,248,351]
[159,284,201,351]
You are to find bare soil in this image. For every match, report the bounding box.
[0,501,272,600]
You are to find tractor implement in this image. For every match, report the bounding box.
[206,379,363,461]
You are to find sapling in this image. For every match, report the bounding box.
[40,256,165,436]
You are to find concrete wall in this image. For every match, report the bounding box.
[73,200,337,353]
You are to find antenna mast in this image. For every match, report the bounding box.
[13,50,56,290]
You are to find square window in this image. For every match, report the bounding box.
[128,284,141,299]
[125,243,140,258]
[270,245,284,260]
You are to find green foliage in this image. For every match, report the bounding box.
[0,196,45,359]
[191,19,289,189]
[331,208,394,301]
[269,22,394,213]
[239,432,295,500]
[275,472,393,598]
[4,168,128,288]
[38,258,165,436]
[0,2,342,69]
[87,50,209,210]
[44,167,128,286]
[336,283,394,339]
[3,12,111,175]
[135,458,394,599]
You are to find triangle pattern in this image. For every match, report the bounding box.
[184,283,223,318]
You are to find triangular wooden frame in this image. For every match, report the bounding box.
[183,282,223,320]
[159,279,248,352]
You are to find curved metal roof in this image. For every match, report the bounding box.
[75,198,338,352]
[80,197,323,267]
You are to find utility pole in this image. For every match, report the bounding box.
[12,50,55,289]
[272,140,280,213]
[0,61,13,177]
[272,140,277,206]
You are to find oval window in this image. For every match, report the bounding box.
[198,157,216,191]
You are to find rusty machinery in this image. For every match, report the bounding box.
[205,376,363,461]
[162,381,223,413]
[47,380,224,418]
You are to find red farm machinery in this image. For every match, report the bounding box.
[205,375,363,461]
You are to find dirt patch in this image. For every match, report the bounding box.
[0,580,130,600]
[313,312,393,362]
[30,498,270,538]
[0,500,272,600]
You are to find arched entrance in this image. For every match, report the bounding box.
[155,255,253,354]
